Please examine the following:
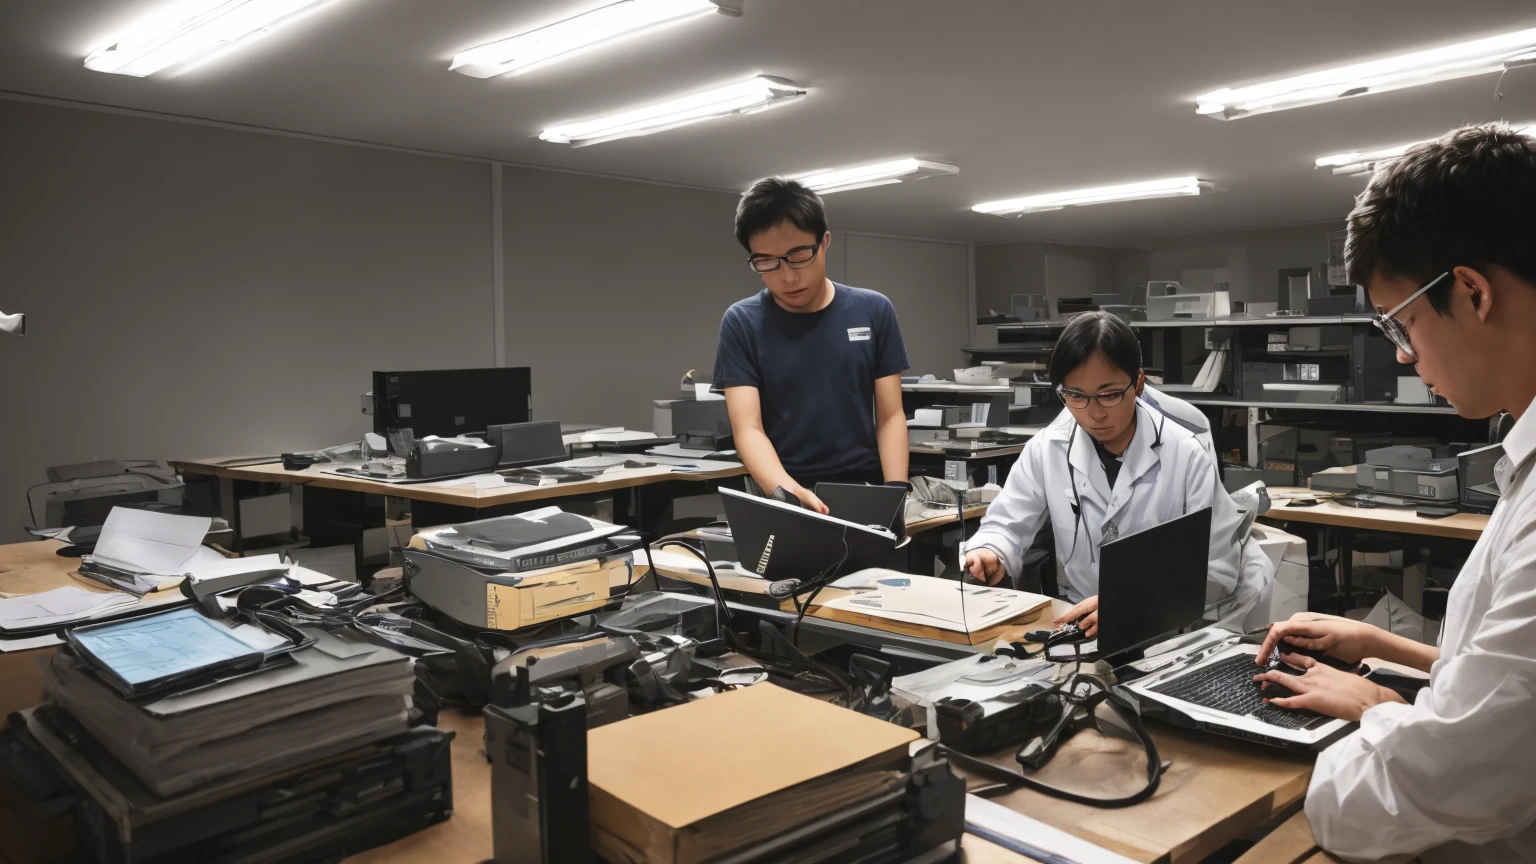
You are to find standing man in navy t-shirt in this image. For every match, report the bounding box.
[713,178,910,514]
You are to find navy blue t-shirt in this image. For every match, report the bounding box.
[713,283,909,478]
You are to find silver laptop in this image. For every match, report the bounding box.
[1116,627,1356,752]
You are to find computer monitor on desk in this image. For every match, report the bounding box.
[371,367,531,439]
[1095,507,1212,660]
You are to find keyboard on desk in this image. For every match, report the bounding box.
[1149,653,1331,731]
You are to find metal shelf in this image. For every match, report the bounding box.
[1132,314,1373,329]
[1183,398,1458,415]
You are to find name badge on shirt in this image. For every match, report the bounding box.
[847,327,872,342]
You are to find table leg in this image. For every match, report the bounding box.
[1338,528,1353,615]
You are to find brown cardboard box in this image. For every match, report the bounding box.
[587,683,920,864]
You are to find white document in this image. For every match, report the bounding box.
[430,473,508,489]
[93,507,213,576]
[0,587,138,629]
[186,553,286,583]
[820,576,1049,633]
[966,795,1140,864]
[287,566,338,587]
[647,444,723,460]
[0,633,65,652]
[912,408,945,427]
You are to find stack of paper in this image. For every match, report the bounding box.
[0,587,138,633]
[44,628,414,797]
[81,507,226,594]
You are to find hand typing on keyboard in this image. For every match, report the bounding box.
[1253,652,1407,722]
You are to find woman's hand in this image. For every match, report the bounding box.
[1054,595,1099,638]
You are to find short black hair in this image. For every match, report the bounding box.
[735,177,828,250]
[1346,122,1536,315]
[1049,311,1142,388]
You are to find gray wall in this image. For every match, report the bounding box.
[0,99,496,541]
[499,171,973,426]
[0,99,973,540]
[500,167,758,430]
[1148,222,1342,305]
[975,241,1142,316]
[842,234,969,377]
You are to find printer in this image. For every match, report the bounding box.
[403,509,634,632]
[1355,446,1459,503]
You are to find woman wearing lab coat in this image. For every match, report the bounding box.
[963,311,1245,637]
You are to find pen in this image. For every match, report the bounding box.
[965,822,1085,864]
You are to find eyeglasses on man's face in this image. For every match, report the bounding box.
[1373,271,1451,361]
[1057,381,1135,410]
[748,242,821,274]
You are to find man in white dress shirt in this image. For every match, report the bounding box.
[1254,124,1536,863]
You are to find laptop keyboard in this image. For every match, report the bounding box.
[1149,653,1331,731]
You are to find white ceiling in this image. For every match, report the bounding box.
[4,0,1536,245]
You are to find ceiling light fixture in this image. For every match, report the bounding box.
[788,158,959,195]
[1316,122,1536,175]
[84,0,343,77]
[1196,26,1536,120]
[973,176,1219,217]
[539,75,806,147]
[451,0,742,79]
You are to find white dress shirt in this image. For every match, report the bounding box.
[1307,394,1536,864]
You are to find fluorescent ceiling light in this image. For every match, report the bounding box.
[973,177,1219,217]
[540,75,805,147]
[451,0,741,79]
[1316,123,1536,175]
[1196,26,1536,120]
[788,158,959,195]
[84,0,341,77]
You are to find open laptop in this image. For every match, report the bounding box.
[487,421,568,469]
[1104,508,1356,752]
[815,483,908,541]
[719,488,899,582]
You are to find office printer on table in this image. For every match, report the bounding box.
[1354,445,1459,504]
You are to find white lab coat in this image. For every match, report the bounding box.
[964,391,1246,612]
[1307,393,1536,864]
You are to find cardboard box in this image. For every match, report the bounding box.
[588,684,919,864]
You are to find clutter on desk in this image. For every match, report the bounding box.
[405,508,635,631]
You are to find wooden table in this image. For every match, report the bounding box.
[172,456,750,553]
[1263,486,1488,613]
[0,541,184,719]
[350,700,1313,864]
[1262,488,1487,541]
[906,502,991,535]
[171,457,749,509]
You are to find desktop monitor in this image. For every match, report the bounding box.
[372,367,531,439]
[1095,507,1212,659]
[488,420,567,468]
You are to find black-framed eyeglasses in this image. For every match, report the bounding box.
[1372,271,1450,361]
[1057,381,1135,409]
[748,242,821,274]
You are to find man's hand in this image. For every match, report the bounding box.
[1255,612,1386,666]
[789,484,829,515]
[962,548,1006,585]
[1054,595,1099,638]
[1254,653,1406,721]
